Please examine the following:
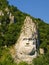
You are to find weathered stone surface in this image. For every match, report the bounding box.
[39,48,44,54]
[14,16,39,63]
[9,13,14,24]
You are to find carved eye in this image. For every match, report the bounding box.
[23,38,27,40]
[20,53,22,54]
[28,38,32,40]
[33,42,35,45]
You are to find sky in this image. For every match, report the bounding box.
[8,0,49,24]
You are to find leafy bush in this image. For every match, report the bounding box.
[18,62,29,65]
[33,54,49,65]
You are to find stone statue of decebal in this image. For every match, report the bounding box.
[15,16,39,63]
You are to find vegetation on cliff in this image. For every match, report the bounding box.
[0,0,49,65]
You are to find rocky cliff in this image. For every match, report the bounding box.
[13,16,39,63]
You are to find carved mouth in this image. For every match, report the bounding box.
[29,50,35,55]
[28,48,36,55]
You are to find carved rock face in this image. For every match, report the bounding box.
[15,16,38,63]
[17,37,36,55]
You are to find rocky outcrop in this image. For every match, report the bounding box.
[9,13,14,24]
[0,10,4,16]
[0,8,15,25]
[14,16,39,63]
[39,48,44,54]
[5,7,15,24]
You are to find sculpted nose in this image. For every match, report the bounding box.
[26,43,29,45]
[26,43,29,46]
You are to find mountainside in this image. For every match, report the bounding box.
[0,0,49,65]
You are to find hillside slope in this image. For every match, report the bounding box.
[0,0,49,65]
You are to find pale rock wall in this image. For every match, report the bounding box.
[14,16,39,63]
